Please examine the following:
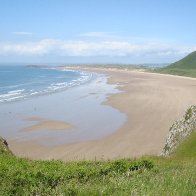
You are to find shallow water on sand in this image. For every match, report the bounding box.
[0,73,126,146]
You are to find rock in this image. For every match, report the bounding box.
[162,105,196,156]
[0,137,13,155]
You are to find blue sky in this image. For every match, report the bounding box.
[0,0,196,64]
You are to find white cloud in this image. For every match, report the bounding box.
[12,32,33,35]
[0,38,195,58]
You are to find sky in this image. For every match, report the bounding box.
[0,0,196,64]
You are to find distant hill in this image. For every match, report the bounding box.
[168,51,196,69]
[156,51,196,77]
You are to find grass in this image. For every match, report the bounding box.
[154,68,196,78]
[172,131,196,159]
[0,131,196,195]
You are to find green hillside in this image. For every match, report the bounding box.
[155,51,196,77]
[0,132,196,195]
[169,51,196,69]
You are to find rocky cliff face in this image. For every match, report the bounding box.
[0,137,13,156]
[162,105,196,156]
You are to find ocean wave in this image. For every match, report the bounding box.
[8,89,25,94]
[0,89,25,98]
[0,89,26,102]
[4,95,26,101]
[47,71,93,92]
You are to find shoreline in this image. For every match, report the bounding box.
[8,67,196,161]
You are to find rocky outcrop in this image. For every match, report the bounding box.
[162,105,196,156]
[0,137,13,155]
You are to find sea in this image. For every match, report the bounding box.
[0,65,93,103]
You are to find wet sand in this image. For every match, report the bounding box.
[9,68,196,161]
[21,117,72,132]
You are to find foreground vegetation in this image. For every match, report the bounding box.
[0,131,196,195]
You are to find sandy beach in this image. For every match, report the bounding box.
[8,68,196,161]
